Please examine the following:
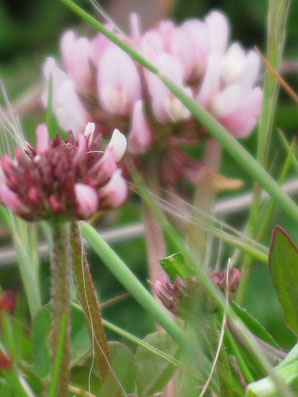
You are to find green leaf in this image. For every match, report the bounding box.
[231,302,279,349]
[98,342,135,396]
[160,252,193,281]
[32,304,90,378]
[70,365,100,394]
[70,304,90,367]
[269,226,298,336]
[135,332,180,396]
[108,342,135,393]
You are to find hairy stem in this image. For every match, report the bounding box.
[50,220,71,397]
[70,222,122,396]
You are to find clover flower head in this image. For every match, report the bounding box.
[0,123,128,221]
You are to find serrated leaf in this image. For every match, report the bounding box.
[135,332,180,396]
[269,226,298,336]
[160,252,193,281]
[231,302,279,348]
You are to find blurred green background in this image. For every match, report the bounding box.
[0,0,297,351]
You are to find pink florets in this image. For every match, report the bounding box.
[0,123,128,221]
[41,10,262,190]
[43,9,262,148]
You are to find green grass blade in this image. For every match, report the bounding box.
[81,222,187,349]
[257,0,290,168]
[0,207,41,317]
[257,137,296,240]
[278,130,298,173]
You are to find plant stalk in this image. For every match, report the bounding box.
[50,219,71,397]
[70,222,121,395]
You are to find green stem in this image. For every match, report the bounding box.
[236,137,295,304]
[278,130,298,173]
[257,137,296,241]
[257,0,290,168]
[50,220,71,397]
[70,222,122,396]
[239,0,290,304]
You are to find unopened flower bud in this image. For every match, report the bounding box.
[210,268,241,294]
[153,274,185,313]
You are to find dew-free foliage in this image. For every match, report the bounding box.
[269,226,298,337]
[135,332,180,396]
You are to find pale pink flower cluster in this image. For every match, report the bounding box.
[42,10,262,157]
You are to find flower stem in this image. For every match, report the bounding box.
[70,222,122,396]
[50,220,71,397]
